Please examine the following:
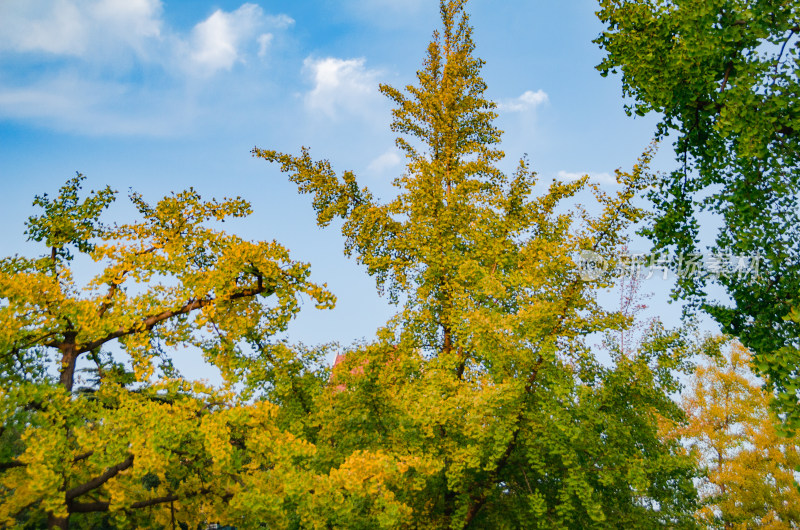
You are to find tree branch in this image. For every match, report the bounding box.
[97,247,158,318]
[72,451,93,464]
[463,274,584,526]
[69,494,176,513]
[15,331,60,351]
[69,489,234,513]
[0,460,26,471]
[1,451,96,472]
[79,282,273,354]
[719,61,733,92]
[65,454,134,502]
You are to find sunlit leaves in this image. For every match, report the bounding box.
[0,176,335,526]
[677,341,800,527]
[0,1,713,527]
[25,174,116,263]
[255,1,699,527]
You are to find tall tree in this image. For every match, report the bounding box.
[256,1,699,527]
[677,339,800,528]
[595,0,800,428]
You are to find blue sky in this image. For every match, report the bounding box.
[0,0,704,381]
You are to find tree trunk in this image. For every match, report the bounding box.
[442,325,452,355]
[58,343,78,392]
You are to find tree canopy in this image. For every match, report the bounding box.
[0,175,336,528]
[596,0,800,428]
[0,1,713,528]
[256,0,699,526]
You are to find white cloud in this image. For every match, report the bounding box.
[0,0,89,55]
[367,149,403,175]
[498,89,549,113]
[303,57,382,118]
[182,6,293,75]
[188,4,264,75]
[0,2,295,134]
[265,14,295,30]
[91,0,162,39]
[0,0,162,57]
[556,170,618,185]
[0,1,292,73]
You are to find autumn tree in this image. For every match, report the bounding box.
[1,2,706,528]
[256,0,699,527]
[0,175,336,528]
[678,339,800,528]
[595,0,800,428]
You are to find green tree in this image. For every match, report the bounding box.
[595,0,800,428]
[677,339,800,528]
[256,0,699,526]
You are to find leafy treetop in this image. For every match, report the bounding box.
[0,173,334,393]
[596,0,800,427]
[677,339,800,527]
[256,1,700,526]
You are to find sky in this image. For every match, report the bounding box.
[0,0,709,382]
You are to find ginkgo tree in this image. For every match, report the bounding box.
[0,175,337,528]
[595,0,800,429]
[1,1,704,528]
[677,339,800,528]
[6,176,334,392]
[256,0,699,527]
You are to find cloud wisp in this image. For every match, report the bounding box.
[0,1,294,134]
[497,89,549,113]
[186,6,294,76]
[0,0,163,58]
[366,149,403,176]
